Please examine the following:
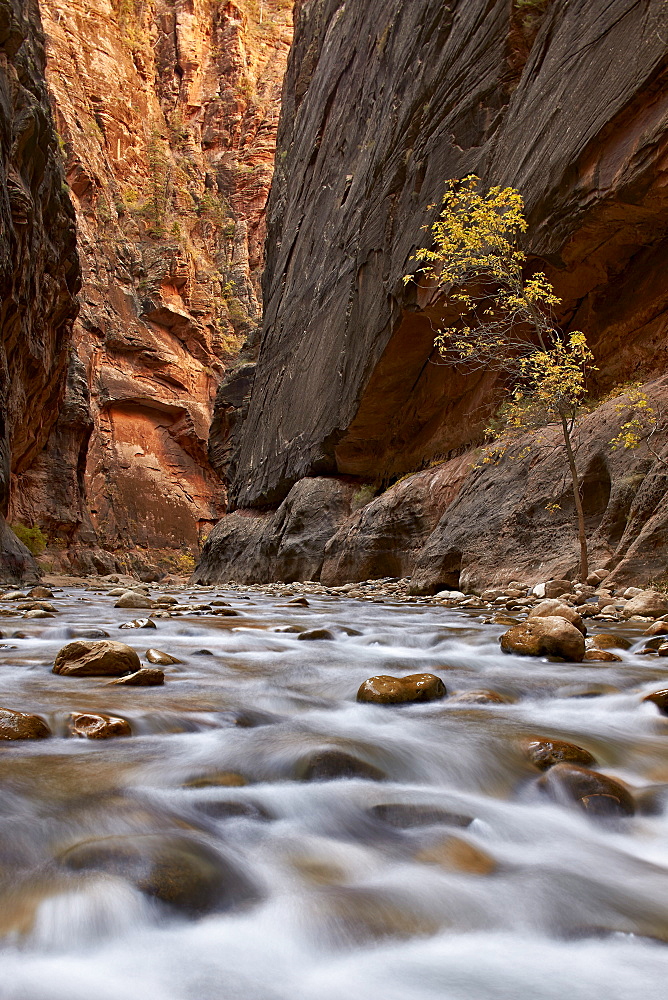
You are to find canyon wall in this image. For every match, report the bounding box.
[197,0,668,589]
[10,0,292,577]
[0,0,80,581]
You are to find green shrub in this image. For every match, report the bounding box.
[10,523,47,556]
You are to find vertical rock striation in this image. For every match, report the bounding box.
[199,0,668,586]
[0,0,80,580]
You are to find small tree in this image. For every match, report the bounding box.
[406,175,596,581]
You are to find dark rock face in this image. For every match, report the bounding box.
[0,0,80,580]
[201,0,668,586]
[193,477,356,583]
[222,0,668,511]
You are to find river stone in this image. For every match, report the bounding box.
[659,643,668,657]
[68,713,132,739]
[286,597,309,606]
[145,648,182,665]
[357,673,447,704]
[17,601,57,612]
[448,689,513,705]
[584,649,622,662]
[23,610,55,619]
[67,627,111,639]
[53,640,141,677]
[529,601,586,635]
[155,596,179,606]
[538,763,635,817]
[296,628,336,641]
[297,749,385,781]
[195,800,272,821]
[415,835,496,874]
[58,834,258,915]
[500,617,585,661]
[644,621,668,637]
[369,803,472,828]
[586,633,633,651]
[522,738,597,771]
[183,772,248,789]
[119,618,157,629]
[114,592,157,610]
[109,668,165,687]
[0,707,51,741]
[642,690,668,714]
[623,591,668,618]
[3,591,25,600]
[28,587,53,599]
[544,580,573,599]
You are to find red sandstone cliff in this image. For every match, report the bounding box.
[11,0,292,577]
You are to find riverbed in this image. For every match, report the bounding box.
[2,584,668,999]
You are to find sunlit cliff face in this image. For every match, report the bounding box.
[9,0,293,575]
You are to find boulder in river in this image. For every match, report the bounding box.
[146,648,182,665]
[415,835,496,874]
[297,749,386,781]
[522,738,597,771]
[28,587,53,599]
[357,673,447,704]
[297,628,335,641]
[114,592,157,610]
[58,834,258,915]
[537,763,635,817]
[529,600,586,635]
[119,618,157,629]
[500,617,585,661]
[644,621,668,637]
[0,707,51,740]
[369,803,472,829]
[68,713,132,739]
[586,633,632,651]
[109,668,165,687]
[642,690,668,714]
[544,580,573,599]
[448,689,513,705]
[583,649,622,662]
[53,640,141,677]
[623,591,668,618]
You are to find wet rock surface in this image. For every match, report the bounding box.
[68,712,132,739]
[53,639,141,677]
[357,673,447,705]
[0,707,50,741]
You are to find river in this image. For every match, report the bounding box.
[1,583,668,999]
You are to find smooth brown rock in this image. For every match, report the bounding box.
[183,772,248,789]
[624,592,668,618]
[146,648,182,665]
[500,618,585,661]
[58,834,258,914]
[529,601,586,635]
[369,803,472,829]
[659,643,668,657]
[644,621,668,637]
[544,580,574,600]
[109,668,164,687]
[53,640,140,677]
[522,738,597,771]
[448,690,513,705]
[297,749,385,782]
[416,836,496,874]
[357,673,447,705]
[642,690,668,714]
[114,593,157,610]
[0,708,51,741]
[584,649,622,662]
[297,628,336,641]
[29,587,53,599]
[538,763,635,817]
[68,713,131,739]
[119,618,157,629]
[587,633,633,651]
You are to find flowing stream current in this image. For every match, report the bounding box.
[2,584,668,999]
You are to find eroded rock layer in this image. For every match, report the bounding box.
[198,0,668,587]
[11,0,292,577]
[0,0,80,581]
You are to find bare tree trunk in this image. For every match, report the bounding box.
[560,410,588,583]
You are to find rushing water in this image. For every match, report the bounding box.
[2,585,668,999]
